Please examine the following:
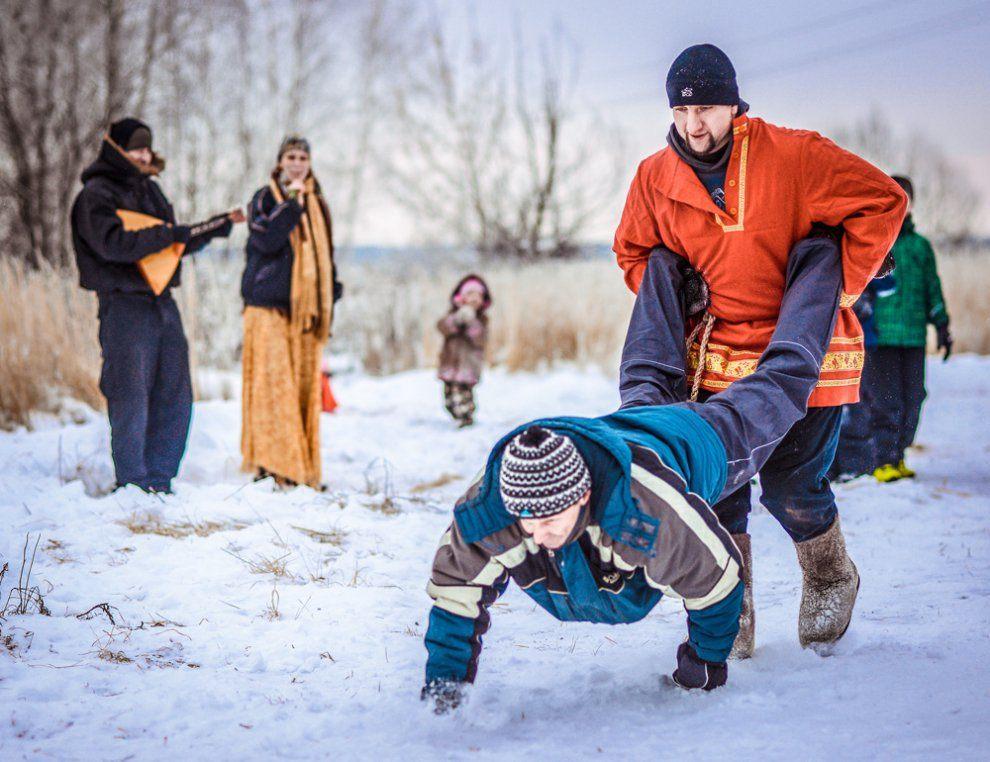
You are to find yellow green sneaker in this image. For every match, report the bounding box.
[897,460,916,479]
[874,463,903,483]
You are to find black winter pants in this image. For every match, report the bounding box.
[831,352,878,477]
[870,346,926,466]
[97,291,193,491]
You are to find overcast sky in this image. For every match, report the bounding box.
[454,0,990,241]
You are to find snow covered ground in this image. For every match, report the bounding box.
[1,359,988,760]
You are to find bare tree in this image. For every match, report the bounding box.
[832,110,981,243]
[0,0,415,266]
[0,0,195,266]
[383,13,623,259]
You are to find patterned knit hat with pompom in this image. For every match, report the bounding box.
[499,426,591,518]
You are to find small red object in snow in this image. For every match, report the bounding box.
[321,371,338,413]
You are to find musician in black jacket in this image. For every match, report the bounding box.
[70,117,243,494]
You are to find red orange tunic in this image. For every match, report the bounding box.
[613,113,907,406]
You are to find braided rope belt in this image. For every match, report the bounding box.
[685,312,716,402]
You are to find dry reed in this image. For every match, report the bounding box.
[0,258,103,428]
[2,247,988,429]
[118,512,248,539]
[936,246,990,355]
[333,259,635,375]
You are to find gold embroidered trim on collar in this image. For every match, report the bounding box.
[715,134,748,233]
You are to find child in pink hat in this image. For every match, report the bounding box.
[437,275,492,427]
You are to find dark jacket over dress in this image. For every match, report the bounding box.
[242,186,305,310]
[71,139,231,294]
[241,183,342,311]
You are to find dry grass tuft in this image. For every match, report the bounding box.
[937,247,990,354]
[0,259,103,429]
[223,547,296,580]
[410,473,462,494]
[290,524,348,547]
[365,495,400,516]
[2,535,51,617]
[119,512,248,539]
[98,647,134,664]
[263,585,281,621]
[43,538,76,565]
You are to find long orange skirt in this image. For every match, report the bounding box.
[241,306,323,487]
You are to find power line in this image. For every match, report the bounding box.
[581,0,921,83]
[746,1,990,79]
[583,2,990,109]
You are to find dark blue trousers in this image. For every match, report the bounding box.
[97,291,193,491]
[831,352,878,478]
[870,346,926,466]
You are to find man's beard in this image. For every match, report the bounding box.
[684,132,724,159]
[684,135,715,159]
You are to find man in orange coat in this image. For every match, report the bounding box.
[613,44,907,657]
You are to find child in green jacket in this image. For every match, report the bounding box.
[871,175,952,482]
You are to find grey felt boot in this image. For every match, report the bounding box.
[729,533,755,659]
[794,517,860,649]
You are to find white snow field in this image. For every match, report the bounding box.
[1,358,988,761]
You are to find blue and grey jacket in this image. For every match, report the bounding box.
[426,406,742,684]
[425,235,844,685]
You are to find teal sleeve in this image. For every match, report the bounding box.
[687,581,744,662]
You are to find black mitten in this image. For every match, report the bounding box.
[671,641,727,691]
[936,323,953,362]
[333,279,344,302]
[676,258,710,317]
[421,679,465,714]
[875,251,896,279]
[807,222,844,245]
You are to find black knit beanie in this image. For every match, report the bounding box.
[109,118,152,151]
[666,44,747,111]
[891,175,914,202]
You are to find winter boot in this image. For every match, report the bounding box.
[794,517,860,649]
[729,533,755,659]
[897,459,916,479]
[873,463,902,483]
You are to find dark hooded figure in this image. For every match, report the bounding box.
[70,117,242,494]
[437,274,492,427]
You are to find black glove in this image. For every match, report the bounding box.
[421,679,465,714]
[936,323,953,362]
[807,222,844,245]
[333,279,344,302]
[675,258,710,317]
[172,224,192,245]
[875,250,896,279]
[187,213,233,242]
[671,642,727,691]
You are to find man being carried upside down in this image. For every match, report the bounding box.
[421,229,853,713]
